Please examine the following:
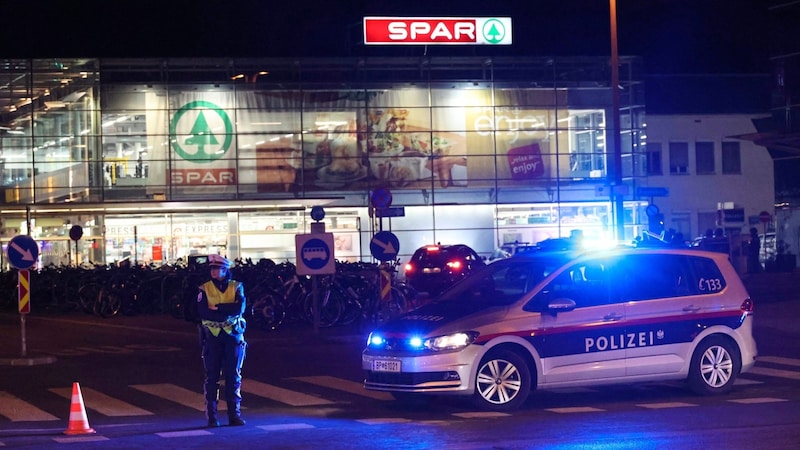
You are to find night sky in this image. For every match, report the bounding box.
[0,0,771,75]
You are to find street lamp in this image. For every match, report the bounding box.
[609,0,625,240]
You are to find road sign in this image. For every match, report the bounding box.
[310,206,326,221]
[374,206,405,218]
[295,233,335,275]
[69,225,84,241]
[370,230,400,262]
[18,269,30,314]
[7,235,39,269]
[759,211,772,224]
[636,186,670,197]
[370,188,393,208]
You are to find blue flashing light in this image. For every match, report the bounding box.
[409,337,423,349]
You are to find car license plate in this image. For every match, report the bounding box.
[372,359,401,372]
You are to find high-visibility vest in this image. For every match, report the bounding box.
[200,280,242,337]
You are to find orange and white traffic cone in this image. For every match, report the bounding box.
[63,382,96,435]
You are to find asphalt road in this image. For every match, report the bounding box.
[0,270,798,449]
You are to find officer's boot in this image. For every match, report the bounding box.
[228,401,246,426]
[206,401,220,428]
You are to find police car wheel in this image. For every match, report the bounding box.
[473,349,532,411]
[687,336,741,395]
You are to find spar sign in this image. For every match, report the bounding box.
[364,17,512,45]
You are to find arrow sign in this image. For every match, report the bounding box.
[7,235,39,269]
[370,231,400,262]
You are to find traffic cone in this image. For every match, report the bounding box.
[63,382,96,435]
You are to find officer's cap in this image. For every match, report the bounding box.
[208,254,232,269]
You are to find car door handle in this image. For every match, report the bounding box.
[683,305,701,312]
[603,312,623,321]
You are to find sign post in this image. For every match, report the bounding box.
[296,207,336,334]
[7,234,39,358]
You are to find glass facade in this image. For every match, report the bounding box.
[0,57,647,267]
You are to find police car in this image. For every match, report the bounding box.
[362,247,757,411]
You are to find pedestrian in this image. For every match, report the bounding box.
[197,254,247,427]
[748,227,762,273]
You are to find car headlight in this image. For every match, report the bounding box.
[423,331,478,351]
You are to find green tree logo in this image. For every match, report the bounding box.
[169,100,233,163]
[482,19,506,45]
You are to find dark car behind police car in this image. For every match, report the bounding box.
[364,247,757,411]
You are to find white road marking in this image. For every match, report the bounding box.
[291,376,394,401]
[0,391,59,422]
[157,430,214,438]
[545,407,605,413]
[49,387,153,416]
[243,379,334,406]
[452,412,511,419]
[747,367,800,380]
[758,356,800,367]
[728,397,789,404]
[357,418,412,425]
[258,423,317,431]
[637,402,697,409]
[130,384,226,412]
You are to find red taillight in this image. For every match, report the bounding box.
[741,298,754,313]
[446,260,462,270]
[425,246,440,252]
[404,263,413,274]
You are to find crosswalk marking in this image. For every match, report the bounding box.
[728,397,788,404]
[243,379,334,406]
[49,387,153,417]
[0,391,59,422]
[291,376,394,401]
[637,402,697,409]
[747,367,800,381]
[130,384,226,412]
[545,407,605,413]
[357,418,412,425]
[452,412,511,418]
[157,430,213,438]
[52,435,110,443]
[258,423,316,431]
[758,356,800,367]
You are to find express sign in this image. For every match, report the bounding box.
[364,17,512,45]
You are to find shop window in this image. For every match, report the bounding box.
[695,141,715,175]
[721,141,741,174]
[669,142,689,175]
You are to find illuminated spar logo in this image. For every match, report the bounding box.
[363,17,512,45]
[169,101,233,163]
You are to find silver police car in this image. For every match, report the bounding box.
[363,247,757,411]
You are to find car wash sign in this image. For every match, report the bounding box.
[364,17,512,45]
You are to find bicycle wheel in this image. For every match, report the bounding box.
[302,290,343,328]
[77,282,102,314]
[95,287,122,318]
[249,289,285,330]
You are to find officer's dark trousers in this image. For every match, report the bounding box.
[201,327,246,414]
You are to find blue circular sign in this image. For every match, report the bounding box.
[310,206,325,222]
[370,231,400,262]
[8,235,39,269]
[300,238,331,270]
[370,188,393,209]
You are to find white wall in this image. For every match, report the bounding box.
[645,114,775,240]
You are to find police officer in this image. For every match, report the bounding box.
[197,254,247,427]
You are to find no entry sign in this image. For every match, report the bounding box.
[364,17,512,45]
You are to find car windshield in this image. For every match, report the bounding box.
[433,254,570,306]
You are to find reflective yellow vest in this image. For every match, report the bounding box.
[200,280,242,337]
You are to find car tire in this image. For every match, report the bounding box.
[473,349,532,411]
[687,335,741,395]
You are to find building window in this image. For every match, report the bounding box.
[695,141,715,174]
[646,142,662,175]
[722,141,741,174]
[669,142,689,175]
